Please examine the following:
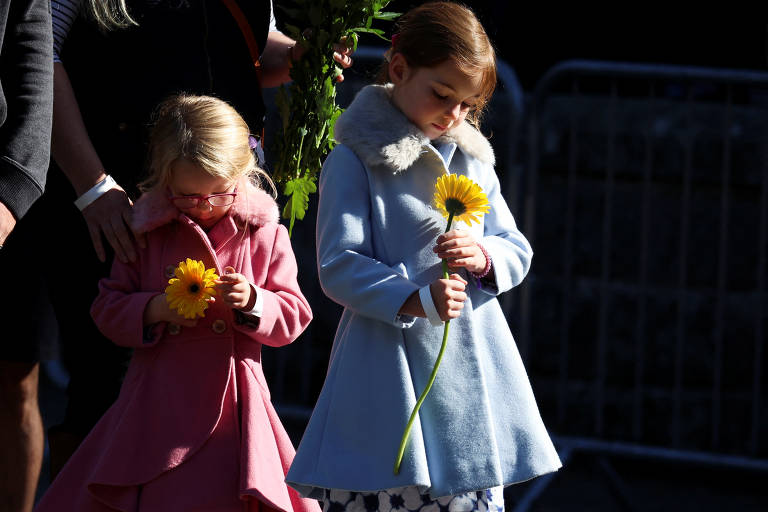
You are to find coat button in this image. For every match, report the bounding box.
[167,323,181,335]
[211,319,226,334]
[165,265,176,279]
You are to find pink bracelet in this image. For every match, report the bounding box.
[472,242,492,279]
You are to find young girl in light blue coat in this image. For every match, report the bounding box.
[287,3,561,511]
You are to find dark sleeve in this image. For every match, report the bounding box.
[0,0,54,220]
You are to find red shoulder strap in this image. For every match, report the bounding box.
[219,0,265,142]
[220,0,262,73]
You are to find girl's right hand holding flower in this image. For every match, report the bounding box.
[143,294,199,327]
[430,273,467,321]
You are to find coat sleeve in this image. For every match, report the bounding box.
[90,251,163,348]
[475,164,533,296]
[315,145,420,327]
[234,223,312,347]
[0,0,53,220]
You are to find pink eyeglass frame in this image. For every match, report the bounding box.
[168,189,238,209]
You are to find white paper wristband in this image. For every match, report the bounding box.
[74,174,117,211]
[419,285,443,326]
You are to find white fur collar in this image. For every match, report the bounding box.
[334,83,495,173]
[131,177,279,234]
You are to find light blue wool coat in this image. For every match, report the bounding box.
[286,84,561,499]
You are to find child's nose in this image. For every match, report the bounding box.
[197,200,213,211]
[445,103,462,120]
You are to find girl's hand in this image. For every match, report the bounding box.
[434,229,487,275]
[143,294,198,327]
[217,266,255,311]
[429,273,467,321]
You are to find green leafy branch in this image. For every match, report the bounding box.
[273,0,397,235]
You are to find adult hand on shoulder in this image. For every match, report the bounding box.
[81,186,146,264]
[0,201,17,247]
[434,229,487,275]
[430,273,467,321]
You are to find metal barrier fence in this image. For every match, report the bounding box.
[516,60,768,482]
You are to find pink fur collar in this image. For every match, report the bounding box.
[131,178,280,234]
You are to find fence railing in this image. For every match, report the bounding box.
[516,60,768,473]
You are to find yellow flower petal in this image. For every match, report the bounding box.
[433,174,490,227]
[164,259,219,319]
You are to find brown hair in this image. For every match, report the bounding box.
[378,1,497,125]
[140,94,276,196]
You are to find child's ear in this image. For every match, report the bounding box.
[388,53,411,85]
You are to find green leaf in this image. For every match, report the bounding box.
[282,177,318,237]
[350,27,384,36]
[348,31,359,51]
[374,11,401,21]
[272,0,396,229]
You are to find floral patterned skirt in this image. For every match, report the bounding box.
[322,486,505,512]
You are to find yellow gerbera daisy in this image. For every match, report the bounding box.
[395,173,491,475]
[165,258,219,319]
[433,174,490,227]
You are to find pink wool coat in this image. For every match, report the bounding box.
[35,181,317,512]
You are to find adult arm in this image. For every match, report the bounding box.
[0,0,54,244]
[50,0,141,262]
[260,31,354,88]
[51,62,141,263]
[259,0,353,88]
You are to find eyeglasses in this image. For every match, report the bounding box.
[168,191,238,209]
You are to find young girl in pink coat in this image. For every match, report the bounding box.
[35,94,318,512]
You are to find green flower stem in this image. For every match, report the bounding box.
[394,212,454,475]
[295,127,307,179]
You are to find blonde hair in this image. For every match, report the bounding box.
[86,0,137,31]
[378,1,497,126]
[141,94,276,196]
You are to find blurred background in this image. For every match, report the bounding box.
[37,3,768,510]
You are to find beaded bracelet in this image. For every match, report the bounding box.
[74,174,117,211]
[472,242,492,279]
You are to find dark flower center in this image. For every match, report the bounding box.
[389,495,405,509]
[189,283,200,294]
[444,197,466,215]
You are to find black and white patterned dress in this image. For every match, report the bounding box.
[322,486,505,512]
